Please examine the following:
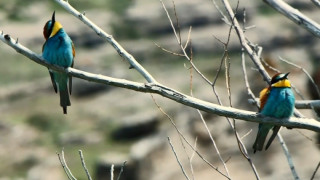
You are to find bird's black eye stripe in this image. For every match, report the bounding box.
[271,74,287,84]
[46,21,54,38]
[271,77,280,84]
[49,24,53,37]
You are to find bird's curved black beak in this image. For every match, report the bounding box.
[52,11,56,24]
[283,72,290,79]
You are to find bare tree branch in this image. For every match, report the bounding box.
[0,32,319,133]
[221,0,271,83]
[264,0,320,38]
[311,0,320,8]
[54,0,157,83]
[295,100,320,109]
[250,99,320,109]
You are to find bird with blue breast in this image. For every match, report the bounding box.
[253,72,295,153]
[42,11,75,114]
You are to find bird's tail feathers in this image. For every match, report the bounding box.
[59,88,71,114]
[253,130,269,153]
[265,126,281,150]
[49,70,57,93]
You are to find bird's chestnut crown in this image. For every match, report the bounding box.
[43,11,62,40]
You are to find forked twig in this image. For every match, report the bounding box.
[150,94,230,179]
[212,3,260,179]
[159,0,212,86]
[160,0,231,177]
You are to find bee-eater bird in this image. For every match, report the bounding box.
[42,11,75,114]
[253,72,295,153]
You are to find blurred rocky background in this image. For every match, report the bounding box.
[0,0,320,179]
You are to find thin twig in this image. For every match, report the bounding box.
[150,94,230,179]
[111,164,114,180]
[54,0,157,83]
[197,109,230,178]
[241,129,252,140]
[57,152,74,180]
[184,26,192,50]
[221,0,271,83]
[160,0,212,85]
[79,150,92,180]
[211,0,230,25]
[261,58,280,74]
[167,137,191,180]
[311,161,320,180]
[212,4,260,178]
[154,42,185,57]
[172,0,181,44]
[225,52,232,107]
[117,161,127,180]
[188,39,230,177]
[241,47,259,110]
[189,137,198,180]
[188,45,196,180]
[277,134,300,180]
[57,150,77,180]
[295,129,314,142]
[279,56,320,97]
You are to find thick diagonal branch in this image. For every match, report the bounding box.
[264,0,320,38]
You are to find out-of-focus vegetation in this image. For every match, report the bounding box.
[0,48,47,85]
[1,0,319,179]
[0,0,132,20]
[0,0,39,20]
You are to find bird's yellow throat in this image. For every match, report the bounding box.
[272,79,291,88]
[50,22,63,38]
